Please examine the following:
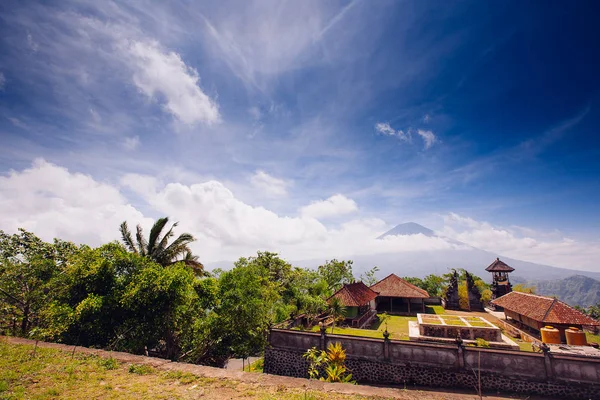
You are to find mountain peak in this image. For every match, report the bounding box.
[377,222,435,239]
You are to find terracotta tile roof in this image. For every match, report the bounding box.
[328,282,378,307]
[491,291,600,326]
[369,274,429,298]
[485,258,515,272]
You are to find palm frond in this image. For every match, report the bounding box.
[181,250,205,276]
[154,222,177,258]
[163,233,195,260]
[147,217,170,255]
[135,224,148,256]
[119,221,137,254]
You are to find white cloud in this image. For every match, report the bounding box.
[124,177,454,261]
[423,114,431,123]
[441,213,600,270]
[0,162,468,264]
[374,122,410,141]
[0,160,149,245]
[417,129,438,149]
[5,162,599,270]
[300,194,358,219]
[249,170,290,197]
[0,72,5,90]
[121,39,220,125]
[123,136,140,151]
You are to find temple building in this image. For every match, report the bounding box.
[491,291,600,342]
[370,274,430,314]
[328,282,378,328]
[486,258,514,305]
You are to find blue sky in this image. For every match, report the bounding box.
[1,1,599,269]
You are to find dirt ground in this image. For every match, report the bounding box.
[1,336,548,400]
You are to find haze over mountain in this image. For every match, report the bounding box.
[289,222,600,283]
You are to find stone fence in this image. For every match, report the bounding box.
[264,328,600,399]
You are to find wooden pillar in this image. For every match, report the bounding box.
[422,299,425,313]
[390,297,393,313]
[408,299,411,314]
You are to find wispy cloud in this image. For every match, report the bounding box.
[250,170,291,197]
[375,122,410,141]
[417,129,438,149]
[123,39,220,125]
[375,122,438,149]
[0,72,5,90]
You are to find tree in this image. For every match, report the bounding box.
[318,259,354,294]
[210,256,280,360]
[0,229,78,336]
[513,283,536,294]
[119,217,205,275]
[360,266,380,286]
[328,297,346,334]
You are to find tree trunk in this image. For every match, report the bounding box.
[21,304,30,335]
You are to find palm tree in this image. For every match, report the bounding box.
[328,297,346,334]
[119,217,205,275]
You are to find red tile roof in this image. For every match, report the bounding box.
[369,274,429,298]
[328,282,378,307]
[491,291,600,326]
[485,258,515,272]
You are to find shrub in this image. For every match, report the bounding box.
[302,342,354,383]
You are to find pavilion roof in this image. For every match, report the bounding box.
[370,273,429,299]
[328,282,378,307]
[491,291,600,326]
[485,258,515,272]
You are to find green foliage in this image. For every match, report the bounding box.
[378,312,390,331]
[119,217,205,275]
[328,297,346,334]
[302,343,354,383]
[360,266,379,286]
[98,357,119,370]
[0,229,79,336]
[318,259,354,293]
[513,283,536,294]
[475,338,491,348]
[128,363,153,375]
[403,274,446,297]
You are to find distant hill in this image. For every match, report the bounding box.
[529,275,600,307]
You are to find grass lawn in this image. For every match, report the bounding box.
[0,340,376,400]
[314,315,417,341]
[515,341,534,352]
[425,305,445,315]
[586,332,600,345]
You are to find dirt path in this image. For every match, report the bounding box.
[1,336,542,400]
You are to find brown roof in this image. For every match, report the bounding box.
[369,274,429,298]
[491,291,600,326]
[485,258,515,272]
[328,282,378,307]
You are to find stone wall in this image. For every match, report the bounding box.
[264,329,600,399]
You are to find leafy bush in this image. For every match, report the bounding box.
[128,364,153,375]
[303,342,354,383]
